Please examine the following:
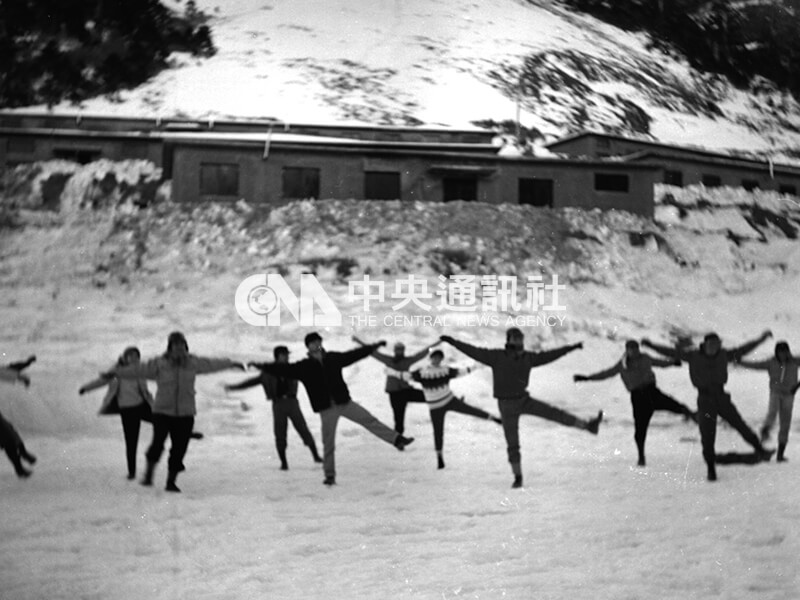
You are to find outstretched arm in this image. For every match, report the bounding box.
[641,339,685,360]
[440,335,497,366]
[736,358,771,370]
[193,357,247,374]
[224,375,263,392]
[650,356,682,368]
[729,330,772,363]
[339,342,385,368]
[533,342,583,367]
[79,375,113,394]
[574,362,620,383]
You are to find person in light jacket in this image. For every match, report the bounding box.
[738,341,800,462]
[109,332,244,493]
[80,347,155,480]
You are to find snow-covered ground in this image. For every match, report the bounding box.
[10,0,800,157]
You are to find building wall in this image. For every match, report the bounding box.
[1,133,162,166]
[171,143,657,215]
[654,156,800,193]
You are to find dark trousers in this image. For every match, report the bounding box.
[120,406,143,477]
[146,414,195,474]
[0,412,31,475]
[498,395,582,467]
[389,388,427,434]
[631,384,691,462]
[697,390,761,470]
[273,397,317,453]
[430,397,492,452]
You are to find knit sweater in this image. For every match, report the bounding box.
[386,364,473,409]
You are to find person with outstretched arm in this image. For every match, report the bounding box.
[249,332,414,486]
[385,348,502,470]
[642,330,774,481]
[109,332,245,493]
[0,357,37,478]
[225,345,322,470]
[737,340,800,463]
[574,340,696,466]
[440,328,602,489]
[352,336,437,435]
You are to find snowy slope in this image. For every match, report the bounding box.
[10,0,800,159]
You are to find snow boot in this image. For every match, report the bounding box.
[309,444,323,464]
[777,443,787,463]
[165,471,181,493]
[394,435,414,451]
[323,476,336,486]
[141,461,155,487]
[437,452,445,470]
[512,475,523,489]
[278,448,289,471]
[586,411,603,435]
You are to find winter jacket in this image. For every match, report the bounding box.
[253,344,379,413]
[687,348,731,392]
[114,355,238,417]
[443,336,578,399]
[81,369,154,414]
[584,354,676,392]
[741,357,800,394]
[370,349,430,393]
[227,371,299,401]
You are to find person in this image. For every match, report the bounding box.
[386,349,501,469]
[79,347,155,480]
[737,341,800,462]
[352,337,436,435]
[574,340,696,466]
[225,345,322,470]
[250,332,414,486]
[440,329,603,489]
[642,330,774,481]
[0,357,37,478]
[109,332,244,493]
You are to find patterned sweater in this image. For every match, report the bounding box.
[386,364,473,409]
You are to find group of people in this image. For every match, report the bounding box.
[1,327,798,490]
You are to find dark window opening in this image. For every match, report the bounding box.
[364,171,401,200]
[53,148,101,164]
[702,174,722,188]
[779,184,797,196]
[741,179,759,191]
[519,178,553,207]
[7,137,35,153]
[200,163,239,196]
[664,170,683,187]
[442,176,477,202]
[594,173,629,193]
[282,167,320,199]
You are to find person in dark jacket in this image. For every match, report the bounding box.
[440,329,602,489]
[0,357,37,478]
[225,345,322,470]
[574,340,696,466]
[80,346,155,480]
[643,330,774,481]
[110,332,244,493]
[352,336,437,435]
[250,332,414,486]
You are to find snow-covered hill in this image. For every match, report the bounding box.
[10,0,800,160]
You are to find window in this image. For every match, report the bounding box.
[702,174,722,188]
[741,179,759,191]
[53,148,101,164]
[282,167,320,199]
[779,184,797,196]
[364,171,401,200]
[200,163,239,196]
[664,170,683,187]
[442,176,477,202]
[594,173,629,193]
[7,137,35,154]
[519,178,553,207]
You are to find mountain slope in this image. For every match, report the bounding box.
[10,0,800,160]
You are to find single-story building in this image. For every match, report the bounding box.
[545,131,800,195]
